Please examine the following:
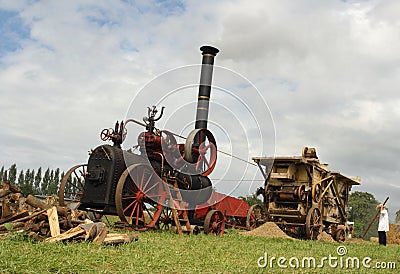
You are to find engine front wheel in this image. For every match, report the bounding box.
[115,164,166,231]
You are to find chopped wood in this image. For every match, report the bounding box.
[80,223,99,240]
[24,221,42,232]
[103,233,138,245]
[0,221,25,232]
[16,209,47,223]
[0,191,139,245]
[0,182,21,198]
[79,222,108,244]
[25,195,69,217]
[0,210,29,225]
[93,223,108,244]
[0,189,11,199]
[47,207,60,237]
[44,226,85,243]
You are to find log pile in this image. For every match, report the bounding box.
[0,181,137,245]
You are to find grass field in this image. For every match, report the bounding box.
[1,228,399,273]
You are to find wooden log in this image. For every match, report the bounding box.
[71,219,90,225]
[10,209,46,224]
[0,221,25,231]
[45,226,85,243]
[93,223,107,245]
[0,182,21,197]
[103,234,138,245]
[47,207,60,237]
[8,183,21,193]
[0,210,29,225]
[79,223,98,240]
[24,221,42,232]
[79,222,108,243]
[0,189,11,198]
[1,202,13,218]
[25,195,70,217]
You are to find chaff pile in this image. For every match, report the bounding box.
[0,181,137,245]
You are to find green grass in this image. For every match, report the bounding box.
[1,229,399,273]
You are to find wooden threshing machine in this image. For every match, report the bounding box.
[253,147,360,241]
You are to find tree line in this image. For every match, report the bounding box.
[0,164,64,197]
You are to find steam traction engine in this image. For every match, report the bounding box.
[253,147,360,241]
[59,46,223,234]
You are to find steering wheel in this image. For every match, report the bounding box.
[100,128,112,141]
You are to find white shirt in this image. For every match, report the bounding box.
[378,209,389,232]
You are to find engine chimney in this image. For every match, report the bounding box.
[195,45,219,129]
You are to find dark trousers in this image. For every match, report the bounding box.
[378,231,386,246]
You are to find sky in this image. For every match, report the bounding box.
[0,0,399,221]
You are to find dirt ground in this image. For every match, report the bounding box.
[318,231,336,243]
[240,222,293,239]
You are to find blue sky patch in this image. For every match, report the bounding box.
[155,0,185,16]
[0,9,30,57]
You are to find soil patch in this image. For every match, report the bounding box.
[240,222,293,239]
[319,231,335,243]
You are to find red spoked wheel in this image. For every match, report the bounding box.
[58,164,87,210]
[184,128,217,176]
[204,210,225,236]
[100,128,111,141]
[115,164,166,231]
[158,206,173,230]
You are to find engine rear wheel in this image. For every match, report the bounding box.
[58,164,87,210]
[115,164,166,231]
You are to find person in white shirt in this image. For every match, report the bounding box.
[377,204,389,246]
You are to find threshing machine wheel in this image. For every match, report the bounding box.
[115,164,166,231]
[184,128,217,176]
[335,228,346,242]
[311,182,322,203]
[246,204,263,230]
[58,164,87,210]
[204,210,225,236]
[306,206,322,240]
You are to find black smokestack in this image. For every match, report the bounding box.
[195,45,219,129]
